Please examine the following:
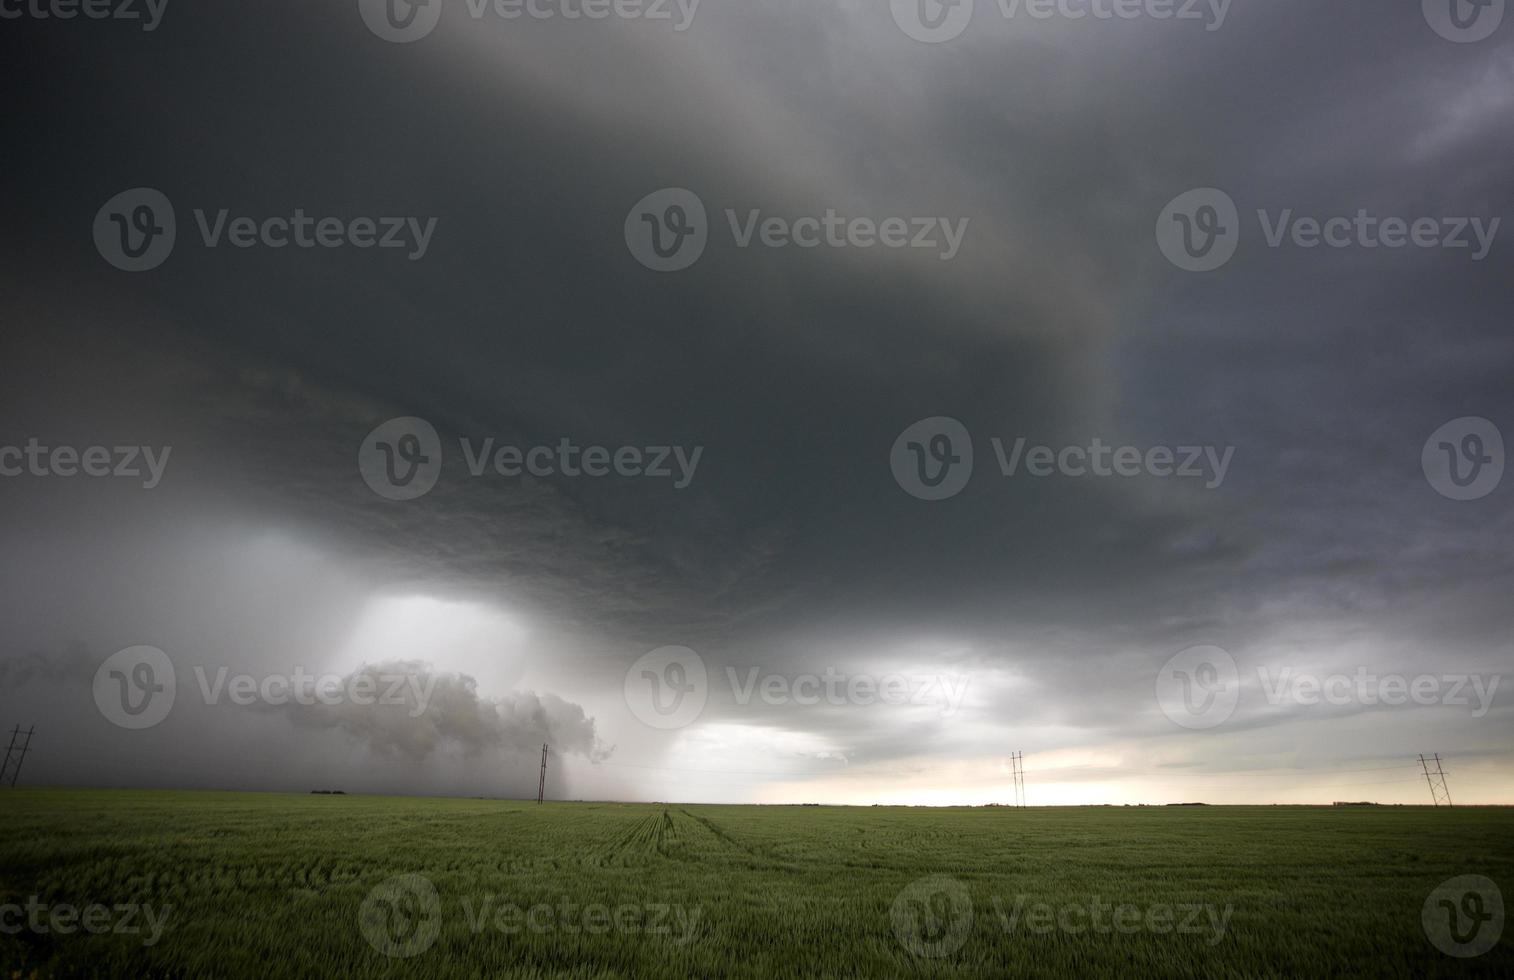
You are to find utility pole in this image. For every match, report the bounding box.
[537,743,548,804]
[0,726,34,788]
[1419,753,1453,807]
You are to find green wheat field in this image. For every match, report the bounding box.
[0,789,1509,978]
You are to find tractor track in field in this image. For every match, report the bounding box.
[678,810,765,860]
[587,808,683,867]
[583,808,806,872]
[676,810,806,872]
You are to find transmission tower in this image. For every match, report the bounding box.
[1010,751,1027,809]
[0,726,34,787]
[1418,753,1453,807]
[537,743,548,804]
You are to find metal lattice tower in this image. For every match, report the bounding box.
[0,726,34,787]
[1419,753,1453,807]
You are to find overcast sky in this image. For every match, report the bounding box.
[1,0,1510,805]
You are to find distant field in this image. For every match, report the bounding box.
[0,789,1509,977]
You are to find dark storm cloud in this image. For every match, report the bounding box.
[1,0,1510,800]
[274,660,609,761]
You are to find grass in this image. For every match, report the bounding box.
[0,788,1509,977]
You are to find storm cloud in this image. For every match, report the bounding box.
[1,0,1510,804]
[274,660,610,762]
